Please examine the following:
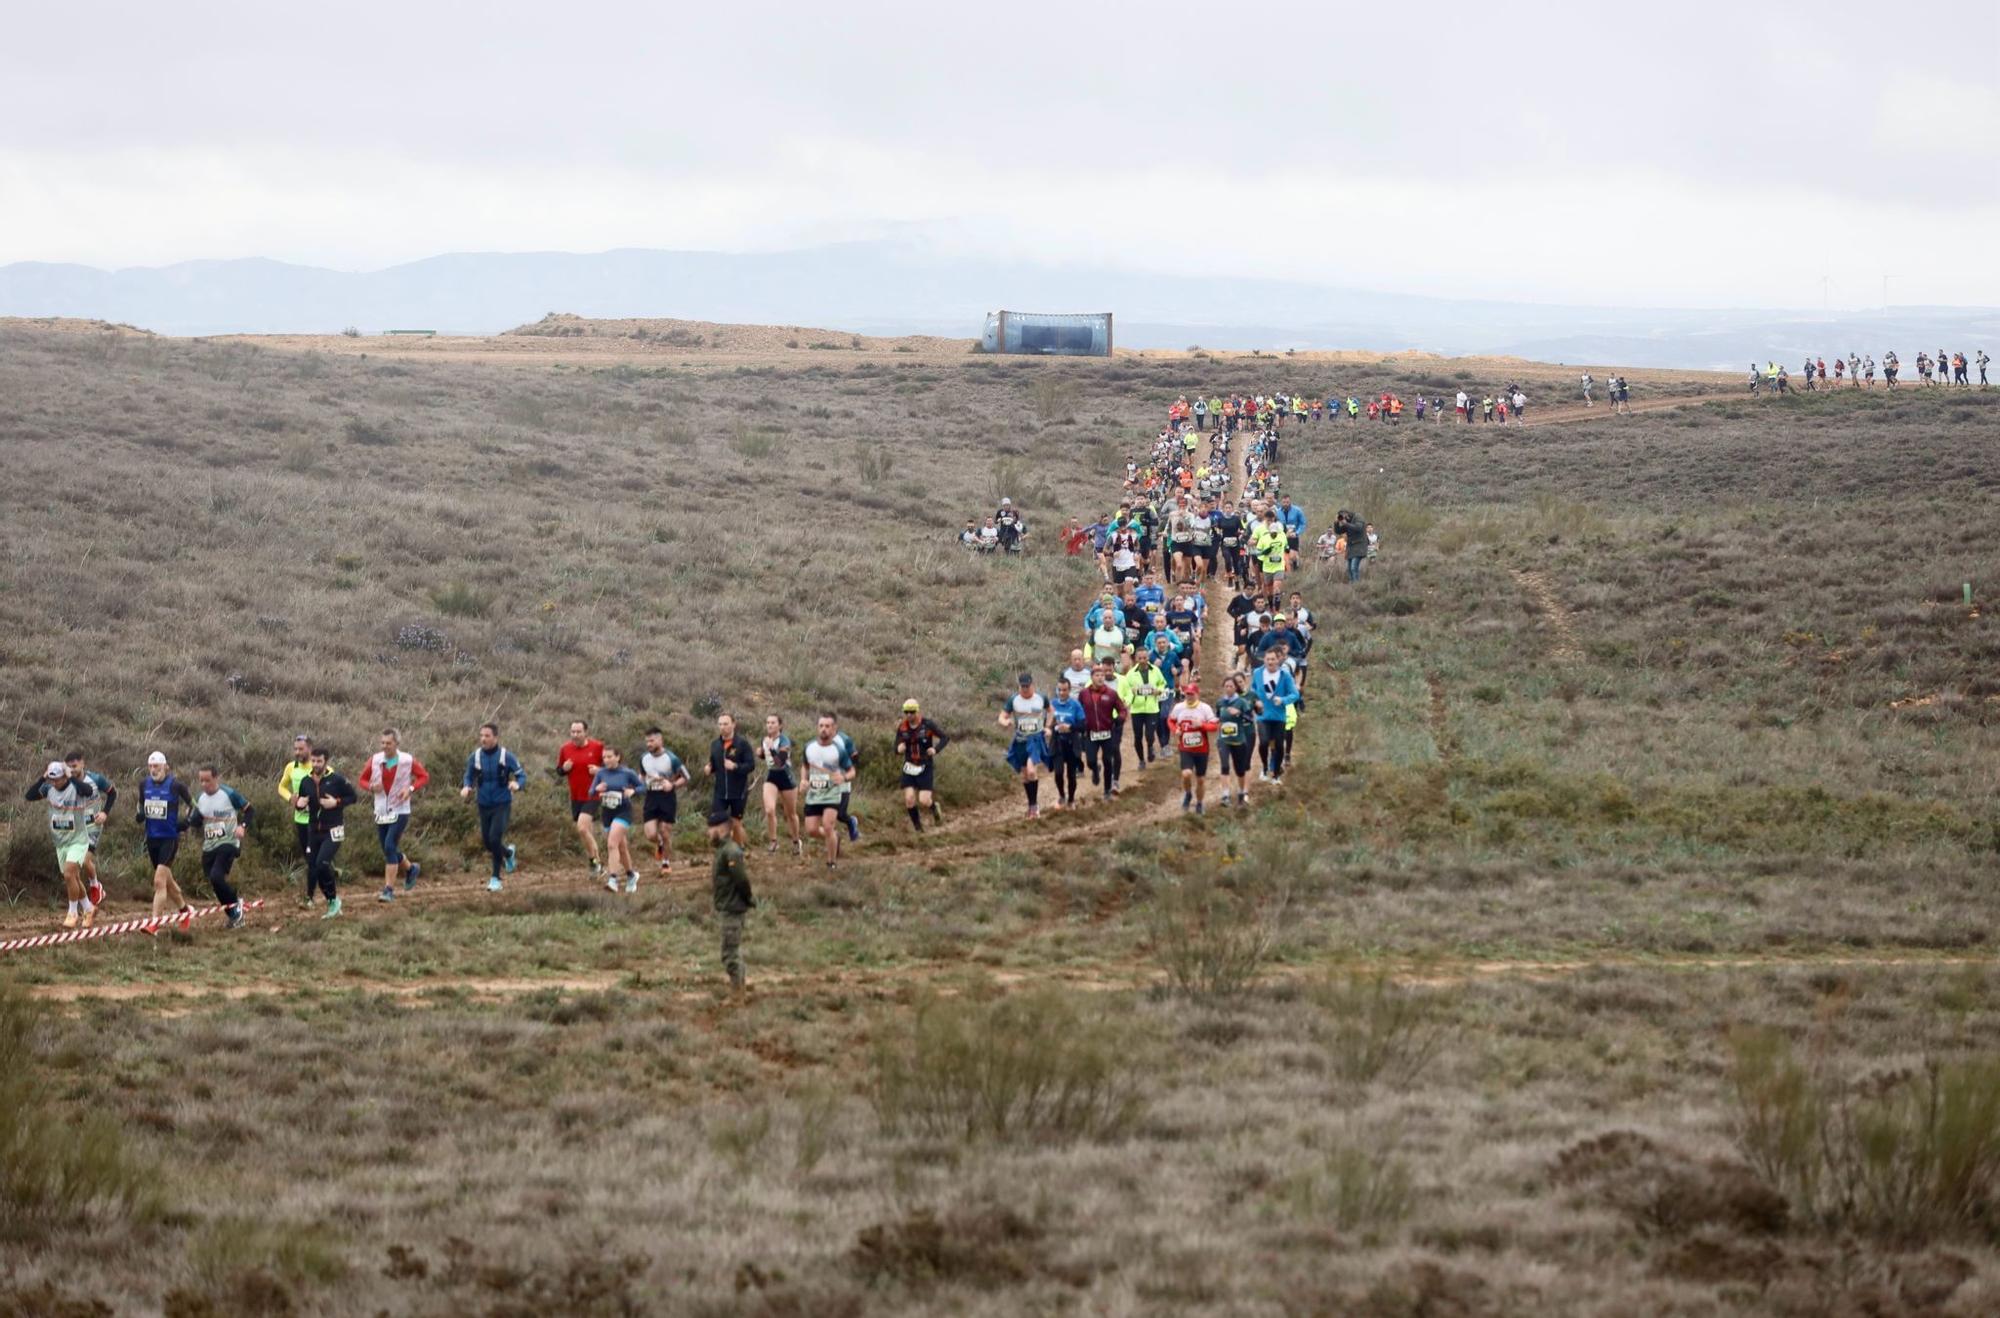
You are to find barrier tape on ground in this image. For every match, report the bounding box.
[0,900,263,954]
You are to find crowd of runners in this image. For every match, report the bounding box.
[16,391,1320,988]
[1749,349,1989,394]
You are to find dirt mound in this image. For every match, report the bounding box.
[503,312,969,355]
[0,316,153,337]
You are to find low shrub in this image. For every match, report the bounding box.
[1148,872,1287,998]
[1728,1028,2000,1239]
[429,581,495,618]
[1309,974,1453,1088]
[870,990,1145,1143]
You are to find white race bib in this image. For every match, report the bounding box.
[144,799,169,820]
[1014,714,1043,737]
[1181,730,1206,750]
[602,791,625,810]
[328,825,346,843]
[375,807,399,826]
[807,773,833,793]
[646,777,669,792]
[902,762,925,776]
[1089,730,1112,742]
[204,819,229,841]
[51,816,74,832]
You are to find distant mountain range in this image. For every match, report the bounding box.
[4,242,1995,369]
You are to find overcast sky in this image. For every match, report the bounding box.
[5,0,1996,308]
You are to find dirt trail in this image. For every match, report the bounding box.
[1513,568,1583,662]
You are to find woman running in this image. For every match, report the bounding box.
[757,714,803,858]
[589,746,647,893]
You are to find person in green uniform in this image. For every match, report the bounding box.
[708,808,754,989]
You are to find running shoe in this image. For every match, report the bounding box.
[1026,806,1040,820]
[487,876,503,892]
[378,884,396,903]
[62,910,79,929]
[80,908,96,929]
[504,845,517,873]
[86,878,104,906]
[930,802,944,824]
[321,897,342,920]
[603,872,619,893]
[178,904,195,928]
[1195,803,1205,816]
[658,859,672,876]
[404,861,421,891]
[847,819,861,844]
[225,905,245,930]
[624,872,638,894]
[590,860,605,880]
[299,896,316,910]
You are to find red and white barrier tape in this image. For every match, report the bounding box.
[0,899,263,954]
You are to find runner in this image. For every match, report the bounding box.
[276,734,318,903]
[893,699,950,831]
[460,722,524,892]
[801,714,856,869]
[1118,651,1163,770]
[756,714,803,859]
[293,747,356,919]
[1061,648,1096,693]
[588,746,647,893]
[639,727,690,877]
[708,808,753,991]
[358,727,428,903]
[997,672,1053,819]
[702,713,755,848]
[1249,650,1301,785]
[833,719,863,844]
[1167,682,1220,815]
[23,760,100,929]
[63,751,113,909]
[1214,675,1257,808]
[555,719,607,880]
[1581,372,1594,406]
[1047,678,1087,810]
[136,751,195,924]
[1076,662,1125,799]
[192,765,252,928]
[1212,498,1245,588]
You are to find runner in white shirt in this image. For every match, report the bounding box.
[801,715,856,870]
[998,672,1053,819]
[639,727,690,877]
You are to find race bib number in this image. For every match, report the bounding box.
[1223,536,1239,547]
[1181,730,1206,750]
[375,807,399,826]
[902,762,925,776]
[1089,730,1111,742]
[328,825,346,843]
[601,791,625,810]
[1220,721,1239,737]
[646,777,669,792]
[807,773,833,793]
[204,819,229,841]
[1014,715,1043,737]
[144,799,169,820]
[51,816,74,832]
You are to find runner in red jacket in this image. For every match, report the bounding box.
[1078,665,1129,801]
[1167,685,1221,815]
[555,720,606,879]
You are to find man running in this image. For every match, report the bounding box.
[801,714,855,869]
[1061,648,1096,694]
[893,699,950,831]
[555,720,607,880]
[998,672,1053,819]
[589,746,647,893]
[703,713,755,848]
[1080,663,1127,799]
[24,760,100,928]
[359,727,428,903]
[64,751,113,910]
[136,751,195,924]
[1167,682,1220,815]
[192,765,253,928]
[277,734,317,896]
[460,723,523,892]
[1118,651,1164,770]
[1250,650,1301,785]
[293,747,356,919]
[639,727,690,877]
[1047,678,1087,810]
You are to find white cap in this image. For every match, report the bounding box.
[44,760,65,780]
[146,751,168,767]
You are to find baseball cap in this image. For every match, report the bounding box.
[902,699,920,712]
[146,751,168,767]
[43,761,65,780]
[1017,671,1034,686]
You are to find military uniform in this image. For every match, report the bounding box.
[711,839,754,988]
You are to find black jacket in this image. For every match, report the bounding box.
[298,770,357,836]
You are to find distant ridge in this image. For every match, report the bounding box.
[3,242,1995,369]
